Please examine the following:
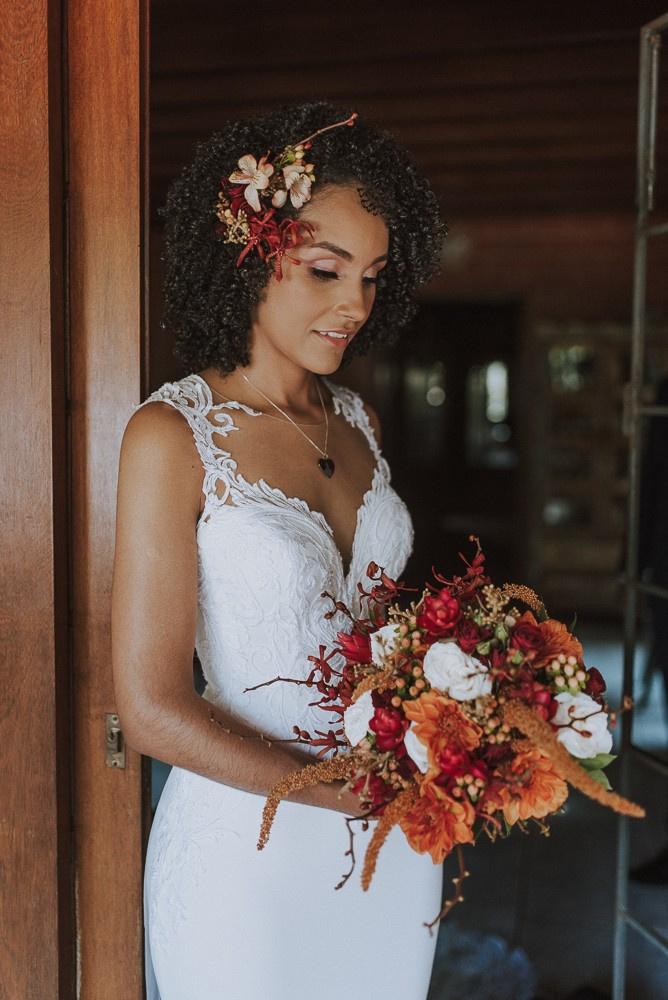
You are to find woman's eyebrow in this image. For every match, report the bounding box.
[308,240,387,265]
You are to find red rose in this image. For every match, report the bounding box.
[417,588,460,638]
[509,613,544,657]
[585,666,606,700]
[436,745,471,777]
[369,706,408,753]
[351,772,392,810]
[455,618,482,654]
[336,629,371,664]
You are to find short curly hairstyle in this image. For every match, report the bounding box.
[160,100,447,374]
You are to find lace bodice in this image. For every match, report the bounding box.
[134,373,414,753]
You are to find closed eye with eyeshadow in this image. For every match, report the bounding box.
[310,267,378,285]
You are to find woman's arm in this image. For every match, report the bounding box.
[111,401,358,814]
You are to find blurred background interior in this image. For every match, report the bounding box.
[147,3,668,997]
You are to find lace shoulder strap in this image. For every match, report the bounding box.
[322,377,382,463]
[133,373,262,506]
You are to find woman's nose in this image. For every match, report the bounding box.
[335,282,368,323]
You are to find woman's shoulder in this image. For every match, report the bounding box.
[121,375,206,464]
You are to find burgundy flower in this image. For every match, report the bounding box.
[351,772,392,810]
[417,588,460,638]
[369,706,409,753]
[509,612,544,658]
[228,185,253,217]
[507,674,556,721]
[455,618,483,654]
[433,747,490,794]
[585,666,606,700]
[336,629,371,664]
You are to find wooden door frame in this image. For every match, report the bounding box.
[2,1,148,995]
[68,0,149,996]
[1,2,74,995]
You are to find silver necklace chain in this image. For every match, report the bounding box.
[241,372,329,459]
[207,373,330,459]
[207,386,325,427]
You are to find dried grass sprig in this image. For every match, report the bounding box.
[351,668,396,702]
[423,845,471,934]
[257,754,356,850]
[501,700,645,818]
[361,787,419,890]
[501,583,547,619]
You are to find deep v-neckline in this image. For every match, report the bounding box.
[192,373,384,583]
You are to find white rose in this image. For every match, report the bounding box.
[343,690,374,747]
[404,723,430,774]
[552,691,613,759]
[370,623,401,667]
[423,641,492,701]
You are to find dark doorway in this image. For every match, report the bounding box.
[373,300,525,587]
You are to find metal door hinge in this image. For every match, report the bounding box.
[105,713,126,768]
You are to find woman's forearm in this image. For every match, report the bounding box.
[120,690,357,814]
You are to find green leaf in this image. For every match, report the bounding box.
[583,768,612,790]
[580,753,617,770]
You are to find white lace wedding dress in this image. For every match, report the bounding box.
[136,373,443,1000]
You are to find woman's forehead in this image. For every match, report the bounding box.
[300,188,389,257]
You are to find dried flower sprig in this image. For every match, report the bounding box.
[361,787,419,890]
[423,846,471,934]
[257,754,356,851]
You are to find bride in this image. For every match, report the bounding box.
[111,100,446,1000]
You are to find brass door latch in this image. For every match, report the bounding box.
[105,712,126,768]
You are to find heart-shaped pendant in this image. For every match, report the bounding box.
[318,457,335,478]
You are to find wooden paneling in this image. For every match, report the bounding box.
[149,0,668,219]
[68,0,148,995]
[0,1,74,996]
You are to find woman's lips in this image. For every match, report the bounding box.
[312,330,351,349]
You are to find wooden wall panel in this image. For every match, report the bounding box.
[68,0,148,995]
[149,0,668,218]
[0,1,74,996]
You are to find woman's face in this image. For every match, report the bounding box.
[248,184,389,374]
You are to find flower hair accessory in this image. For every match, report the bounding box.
[214,111,358,279]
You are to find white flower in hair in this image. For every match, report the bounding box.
[283,161,314,208]
[229,154,274,212]
[271,189,288,208]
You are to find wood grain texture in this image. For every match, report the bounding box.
[0,0,74,996]
[149,0,668,219]
[68,0,148,995]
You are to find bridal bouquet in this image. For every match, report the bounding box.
[252,537,645,929]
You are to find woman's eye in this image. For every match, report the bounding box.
[310,267,378,286]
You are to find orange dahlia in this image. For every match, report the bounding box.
[496,748,568,825]
[399,782,476,863]
[403,691,482,773]
[534,617,584,669]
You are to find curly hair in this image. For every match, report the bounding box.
[160,100,447,374]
